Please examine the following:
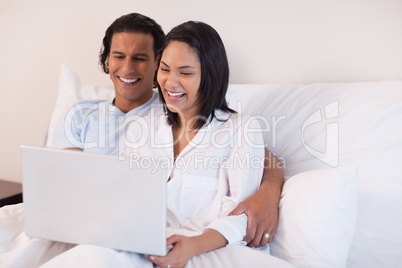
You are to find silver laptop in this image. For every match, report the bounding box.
[21,145,168,256]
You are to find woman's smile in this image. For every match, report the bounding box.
[165,89,186,100]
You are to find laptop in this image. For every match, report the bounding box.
[21,145,168,256]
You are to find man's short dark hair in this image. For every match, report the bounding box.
[99,13,165,74]
[157,21,235,129]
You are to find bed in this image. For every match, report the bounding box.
[1,63,401,267]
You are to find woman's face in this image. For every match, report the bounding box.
[157,41,201,123]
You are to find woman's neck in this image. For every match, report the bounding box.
[177,110,203,130]
[172,114,200,161]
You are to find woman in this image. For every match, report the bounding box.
[133,21,266,267]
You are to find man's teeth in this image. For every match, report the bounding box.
[119,77,138,83]
[168,91,185,97]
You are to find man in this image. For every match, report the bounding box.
[54,13,283,248]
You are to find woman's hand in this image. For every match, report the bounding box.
[148,235,198,268]
[149,230,227,268]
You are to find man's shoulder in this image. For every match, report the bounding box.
[126,91,163,117]
[72,99,108,107]
[70,99,111,111]
[67,99,111,121]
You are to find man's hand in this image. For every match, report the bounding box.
[229,188,279,247]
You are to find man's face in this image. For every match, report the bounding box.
[108,32,157,112]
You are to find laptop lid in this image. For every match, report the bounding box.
[21,145,167,256]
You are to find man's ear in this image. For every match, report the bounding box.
[105,56,110,74]
[154,55,160,71]
[152,56,159,88]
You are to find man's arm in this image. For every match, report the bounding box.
[229,148,284,247]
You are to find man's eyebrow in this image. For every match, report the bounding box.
[160,61,195,69]
[110,51,150,58]
[134,53,150,58]
[111,51,124,55]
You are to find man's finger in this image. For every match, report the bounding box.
[228,202,247,216]
[247,223,266,247]
[243,215,258,243]
[268,226,277,243]
[259,231,271,247]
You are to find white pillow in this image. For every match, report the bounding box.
[226,82,402,267]
[45,63,114,147]
[270,165,359,268]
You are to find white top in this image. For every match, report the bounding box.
[126,109,265,245]
[52,91,161,155]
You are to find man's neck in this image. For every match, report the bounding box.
[114,92,153,114]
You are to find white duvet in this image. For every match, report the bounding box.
[0,204,294,268]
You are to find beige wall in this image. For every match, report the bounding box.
[1,0,402,182]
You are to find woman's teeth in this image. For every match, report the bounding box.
[168,91,185,97]
[119,77,138,83]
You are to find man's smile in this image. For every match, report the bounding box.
[118,76,140,85]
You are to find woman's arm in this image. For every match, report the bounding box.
[149,230,227,268]
[229,149,284,247]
